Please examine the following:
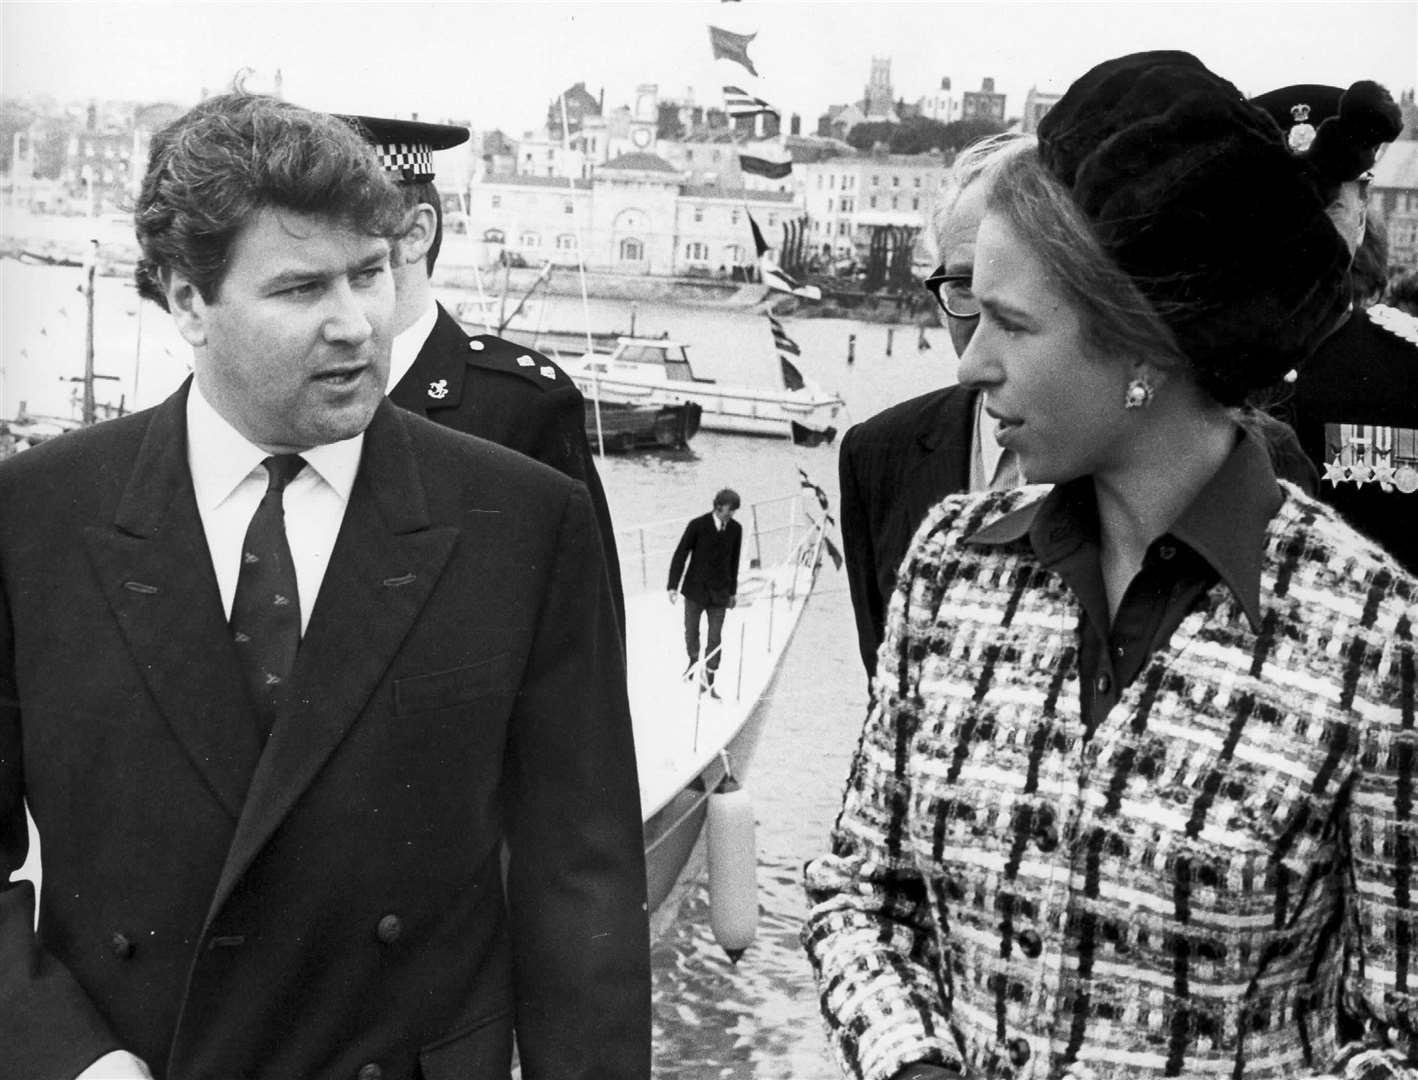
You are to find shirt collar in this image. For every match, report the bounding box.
[387,299,439,393]
[965,425,1281,632]
[186,380,364,509]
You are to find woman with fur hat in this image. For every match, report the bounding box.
[803,52,1416,1080]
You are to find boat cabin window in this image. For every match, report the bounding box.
[619,344,695,382]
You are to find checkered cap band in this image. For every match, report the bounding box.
[375,142,435,182]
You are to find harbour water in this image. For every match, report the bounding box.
[0,260,957,1077]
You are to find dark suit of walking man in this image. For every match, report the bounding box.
[0,94,648,1080]
[666,489,743,697]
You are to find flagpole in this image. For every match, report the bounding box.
[561,92,603,457]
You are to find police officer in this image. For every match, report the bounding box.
[343,113,626,634]
[1252,82,1416,572]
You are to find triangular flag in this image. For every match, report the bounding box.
[747,211,770,258]
[823,534,844,571]
[780,356,806,392]
[708,26,759,76]
[739,154,792,179]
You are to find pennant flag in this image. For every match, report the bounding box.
[708,26,759,76]
[723,86,778,119]
[768,314,800,356]
[781,356,806,392]
[823,533,844,571]
[797,467,831,510]
[748,211,770,258]
[739,154,792,179]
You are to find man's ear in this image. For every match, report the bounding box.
[395,203,438,268]
[166,271,209,348]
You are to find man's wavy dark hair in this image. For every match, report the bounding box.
[133,93,407,311]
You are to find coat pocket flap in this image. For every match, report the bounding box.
[395,653,511,716]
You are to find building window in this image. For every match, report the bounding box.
[686,149,694,161]
[840,197,854,212]
[768,215,777,227]
[869,195,877,208]
[871,175,879,186]
[912,197,919,210]
[694,207,704,223]
[685,241,710,261]
[731,209,740,225]
[724,243,742,263]
[830,175,836,189]
[491,195,501,209]
[913,176,921,188]
[620,238,644,261]
[563,200,574,214]
[892,176,900,187]
[817,175,824,189]
[837,221,850,236]
[556,234,577,250]
[521,231,541,248]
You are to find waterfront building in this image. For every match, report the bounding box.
[1019,87,1061,134]
[797,149,948,262]
[469,151,798,277]
[917,78,960,125]
[1373,138,1418,271]
[961,77,1007,123]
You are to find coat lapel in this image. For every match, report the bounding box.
[81,382,263,820]
[209,402,459,913]
[387,303,469,416]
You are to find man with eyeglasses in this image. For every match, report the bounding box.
[1254,81,1415,572]
[839,135,1032,685]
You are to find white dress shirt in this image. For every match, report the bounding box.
[186,382,363,635]
[386,299,439,393]
[969,393,1021,492]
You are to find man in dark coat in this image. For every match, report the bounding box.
[343,114,625,638]
[0,93,649,1080]
[666,488,744,697]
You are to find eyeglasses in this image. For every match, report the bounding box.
[922,266,980,320]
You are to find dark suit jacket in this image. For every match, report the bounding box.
[0,386,649,1080]
[666,513,743,608]
[388,303,625,638]
[839,385,978,679]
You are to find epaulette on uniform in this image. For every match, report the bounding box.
[465,335,567,391]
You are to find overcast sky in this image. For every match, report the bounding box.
[2,1,1415,134]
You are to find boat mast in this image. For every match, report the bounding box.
[82,239,97,426]
[561,91,603,456]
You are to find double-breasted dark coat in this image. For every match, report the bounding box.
[0,385,649,1080]
[387,302,625,637]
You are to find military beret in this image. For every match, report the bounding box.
[1251,81,1402,195]
[336,114,469,184]
[1036,50,1351,405]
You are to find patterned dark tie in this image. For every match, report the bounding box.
[230,454,306,732]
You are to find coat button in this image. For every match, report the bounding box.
[357,1064,383,1080]
[110,932,135,959]
[1094,673,1112,695]
[1008,1037,1031,1066]
[1017,929,1042,958]
[376,914,403,944]
[1035,824,1059,852]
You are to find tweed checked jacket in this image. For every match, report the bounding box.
[803,483,1418,1080]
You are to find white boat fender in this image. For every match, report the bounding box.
[706,771,758,963]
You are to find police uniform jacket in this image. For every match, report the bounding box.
[388,302,625,636]
[1279,303,1418,573]
[0,385,650,1080]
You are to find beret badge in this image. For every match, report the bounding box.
[1287,103,1316,153]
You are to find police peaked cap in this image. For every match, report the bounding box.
[337,114,469,184]
[1251,81,1402,192]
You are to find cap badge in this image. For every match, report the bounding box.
[427,379,449,400]
[1286,103,1316,154]
[516,355,535,367]
[540,365,556,380]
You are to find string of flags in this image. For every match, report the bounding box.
[797,468,844,571]
[749,211,822,301]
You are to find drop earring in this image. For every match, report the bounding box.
[1123,374,1155,409]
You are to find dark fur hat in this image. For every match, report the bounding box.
[1037,51,1352,405]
